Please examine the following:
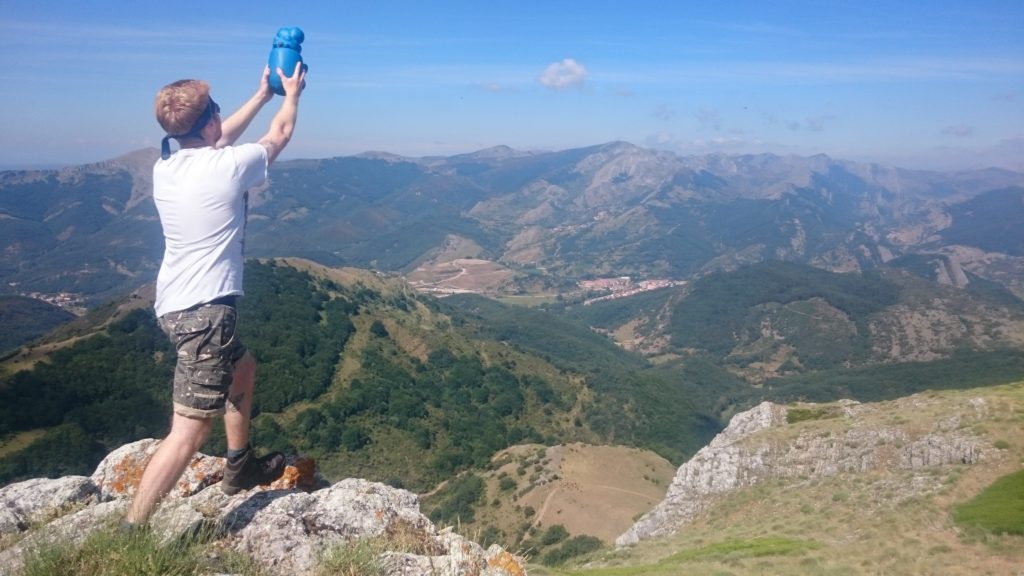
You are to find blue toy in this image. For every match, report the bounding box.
[267,27,308,96]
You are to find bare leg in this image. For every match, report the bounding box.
[125,413,213,524]
[224,351,256,452]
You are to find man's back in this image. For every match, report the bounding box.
[152,143,267,316]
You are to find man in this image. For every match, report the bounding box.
[124,62,306,526]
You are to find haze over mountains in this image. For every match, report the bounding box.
[2,142,1022,309]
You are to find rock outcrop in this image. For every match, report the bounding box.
[617,395,991,546]
[0,439,525,576]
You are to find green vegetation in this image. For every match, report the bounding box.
[236,261,356,414]
[5,254,1024,567]
[315,519,439,576]
[786,406,840,424]
[664,536,822,563]
[540,524,570,546]
[0,296,75,354]
[0,308,174,483]
[245,157,505,271]
[551,537,820,575]
[759,349,1024,404]
[0,260,362,483]
[542,535,604,566]
[0,171,164,305]
[13,517,437,576]
[887,253,950,282]
[314,538,388,576]
[425,473,486,525]
[17,523,266,576]
[443,294,722,463]
[0,260,586,490]
[953,468,1024,535]
[560,286,675,328]
[668,261,900,360]
[941,187,1024,256]
[520,524,598,567]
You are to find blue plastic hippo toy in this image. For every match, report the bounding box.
[267,27,308,96]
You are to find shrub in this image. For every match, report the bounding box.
[541,535,603,565]
[953,468,1024,535]
[426,474,486,526]
[540,524,569,546]
[786,406,838,424]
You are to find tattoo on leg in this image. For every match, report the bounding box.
[227,393,246,413]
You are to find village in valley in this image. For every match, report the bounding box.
[12,288,87,315]
[404,257,686,304]
[578,277,686,305]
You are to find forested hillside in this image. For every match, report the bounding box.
[558,260,1024,411]
[0,296,75,354]
[0,260,720,490]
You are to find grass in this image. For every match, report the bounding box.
[952,468,1024,536]
[664,536,822,563]
[533,382,1024,576]
[16,523,267,576]
[11,382,1024,576]
[14,517,441,576]
[315,518,444,576]
[786,406,840,424]
[547,537,820,575]
[315,538,391,576]
[0,429,47,459]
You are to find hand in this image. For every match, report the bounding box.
[276,62,306,97]
[256,66,273,102]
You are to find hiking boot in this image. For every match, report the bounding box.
[221,449,286,495]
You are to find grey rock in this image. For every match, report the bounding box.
[617,395,988,546]
[0,441,526,576]
[0,476,98,533]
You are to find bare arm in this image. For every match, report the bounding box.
[259,63,306,166]
[217,67,274,147]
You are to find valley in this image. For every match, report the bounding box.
[1,143,1023,571]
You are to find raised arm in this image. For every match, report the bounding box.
[217,67,274,147]
[258,62,306,166]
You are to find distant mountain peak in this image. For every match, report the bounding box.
[598,140,643,153]
[455,145,535,161]
[352,150,416,163]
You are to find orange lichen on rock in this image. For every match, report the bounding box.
[268,456,319,491]
[293,457,318,490]
[107,452,153,496]
[176,454,222,496]
[272,466,302,490]
[487,550,527,576]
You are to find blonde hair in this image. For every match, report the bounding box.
[154,79,211,135]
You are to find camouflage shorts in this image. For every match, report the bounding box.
[159,302,246,418]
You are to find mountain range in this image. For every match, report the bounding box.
[2,143,1023,571]
[2,142,1022,309]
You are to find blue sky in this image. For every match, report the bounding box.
[2,0,1022,170]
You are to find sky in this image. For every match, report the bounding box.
[1,0,1022,171]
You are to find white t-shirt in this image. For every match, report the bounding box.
[152,143,268,317]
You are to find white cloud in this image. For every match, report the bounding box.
[539,59,588,90]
